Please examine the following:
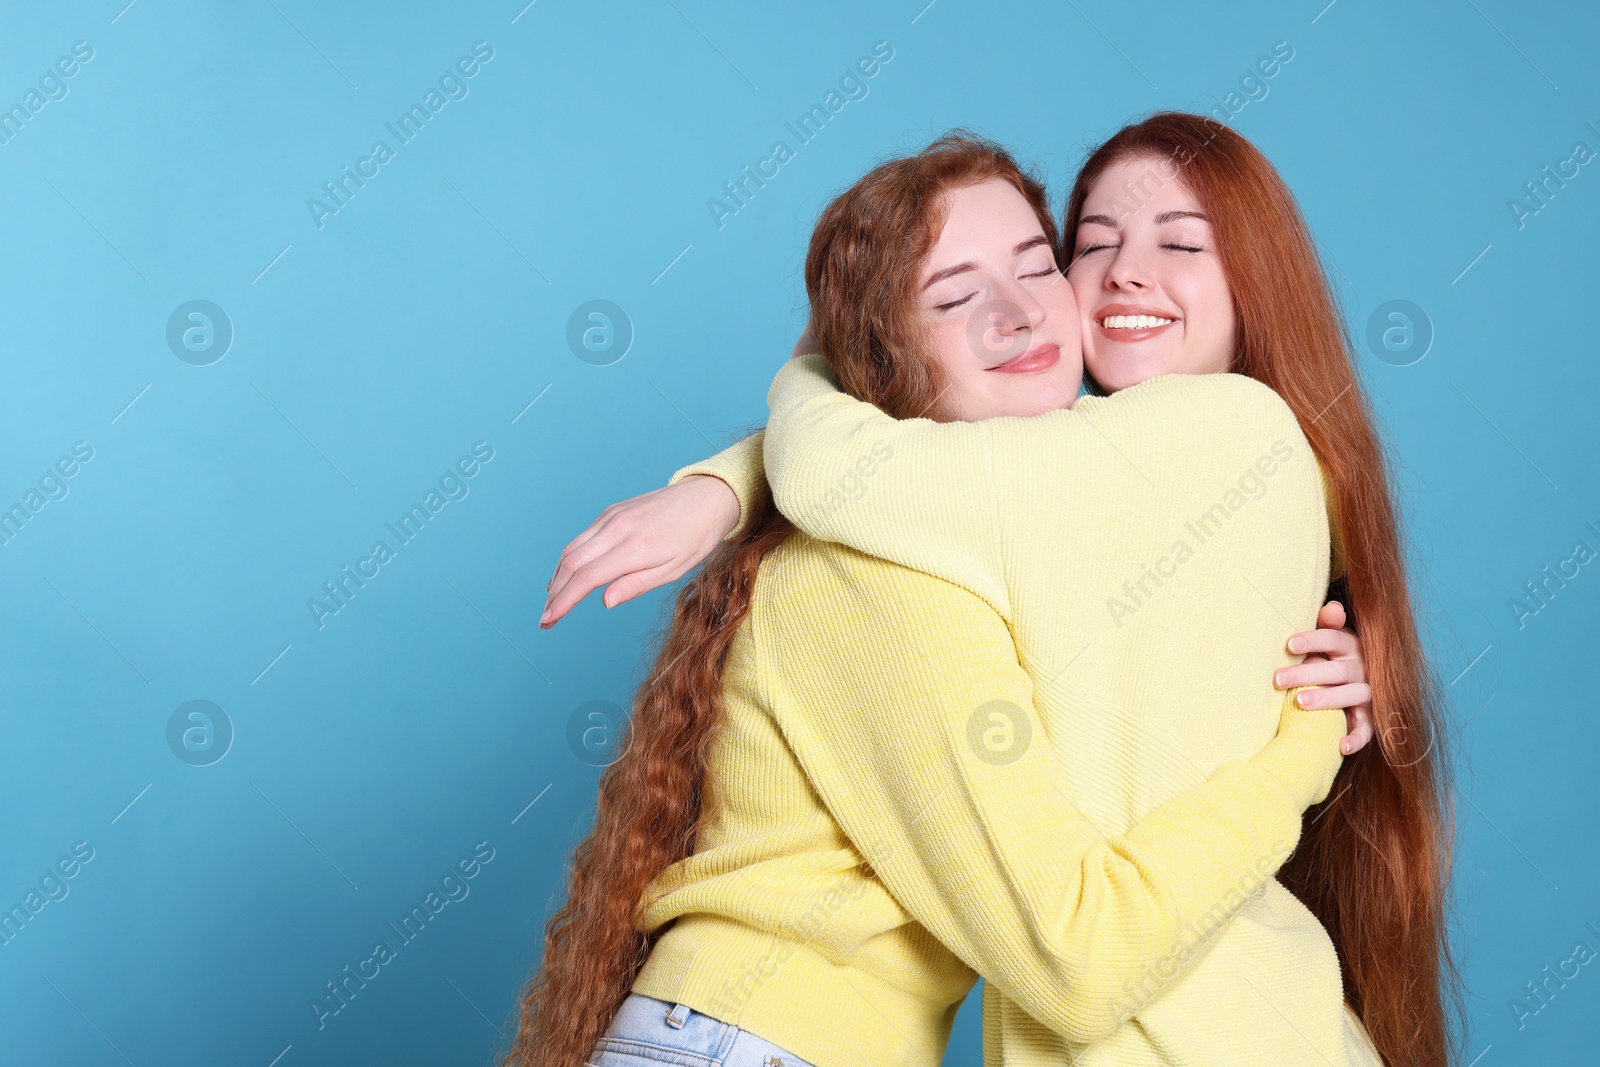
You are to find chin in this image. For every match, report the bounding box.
[1084,363,1134,392]
[1087,351,1170,392]
[1010,389,1074,418]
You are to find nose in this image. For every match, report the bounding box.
[1105,242,1152,291]
[993,276,1047,331]
[967,279,1046,366]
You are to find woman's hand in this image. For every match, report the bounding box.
[540,475,741,628]
[1274,601,1373,756]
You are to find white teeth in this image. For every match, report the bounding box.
[1103,314,1175,329]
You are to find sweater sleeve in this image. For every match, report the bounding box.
[763,354,1013,616]
[666,431,768,542]
[756,550,1348,1044]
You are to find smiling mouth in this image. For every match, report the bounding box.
[987,342,1060,374]
[1100,314,1176,329]
[1095,308,1179,342]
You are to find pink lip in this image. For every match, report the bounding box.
[1095,303,1180,343]
[987,342,1060,374]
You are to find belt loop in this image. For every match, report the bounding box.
[665,1002,691,1028]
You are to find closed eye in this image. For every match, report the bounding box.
[1164,243,1202,253]
[936,266,1059,311]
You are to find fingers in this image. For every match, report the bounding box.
[1286,624,1359,658]
[543,530,695,626]
[544,501,658,623]
[563,508,612,562]
[601,562,682,609]
[601,571,648,610]
[1280,600,1371,758]
[543,537,608,625]
[1288,681,1372,712]
[1339,704,1375,755]
[544,560,682,627]
[1274,658,1358,690]
[547,513,614,596]
[542,541,642,627]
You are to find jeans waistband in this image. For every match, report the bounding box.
[590,992,815,1067]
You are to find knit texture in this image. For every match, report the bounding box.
[647,356,1379,1066]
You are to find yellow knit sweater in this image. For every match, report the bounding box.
[633,357,1377,1066]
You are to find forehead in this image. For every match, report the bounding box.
[929,178,1043,251]
[1078,154,1204,221]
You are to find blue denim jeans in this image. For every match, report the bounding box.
[586,992,817,1067]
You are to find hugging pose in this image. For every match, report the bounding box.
[506,113,1457,1067]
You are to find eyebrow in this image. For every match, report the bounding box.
[1077,209,1208,230]
[921,235,1052,291]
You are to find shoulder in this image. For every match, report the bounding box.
[1062,373,1309,467]
[1207,372,1299,419]
[1113,372,1307,443]
[1107,371,1293,413]
[751,534,998,636]
[746,536,1018,706]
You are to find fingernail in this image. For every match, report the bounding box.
[1288,637,1306,653]
[1296,692,1311,706]
[1273,670,1284,687]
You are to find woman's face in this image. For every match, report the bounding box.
[1066,155,1237,392]
[917,178,1083,421]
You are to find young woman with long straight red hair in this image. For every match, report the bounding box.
[508,130,1387,1067]
[541,114,1462,1066]
[1060,114,1464,1067]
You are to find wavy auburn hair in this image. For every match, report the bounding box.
[498,132,1053,1067]
[1062,112,1464,1067]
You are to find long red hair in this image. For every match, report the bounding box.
[498,132,1052,1067]
[1062,112,1465,1067]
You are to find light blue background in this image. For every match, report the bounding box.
[1,1,1595,1064]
